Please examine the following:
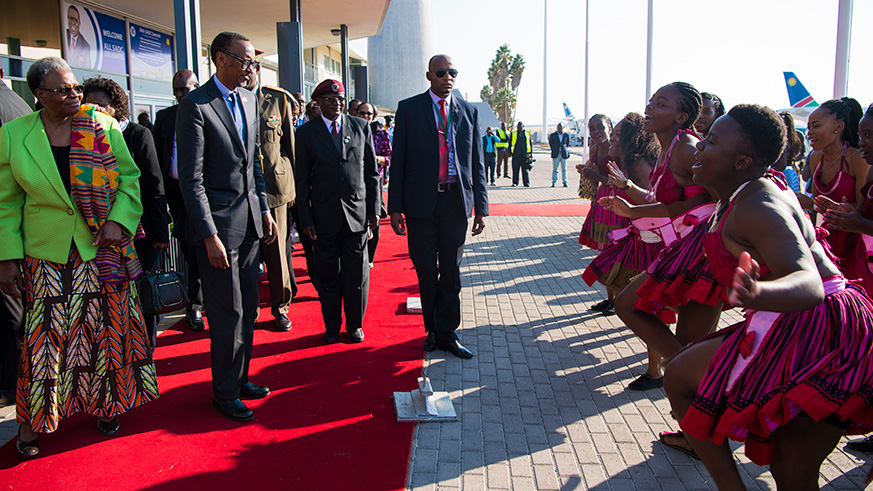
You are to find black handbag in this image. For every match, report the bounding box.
[137,250,189,316]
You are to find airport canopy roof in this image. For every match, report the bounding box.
[2,0,391,54]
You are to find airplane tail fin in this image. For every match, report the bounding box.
[783,72,818,108]
[563,103,574,119]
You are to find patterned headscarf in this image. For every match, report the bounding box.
[70,104,144,283]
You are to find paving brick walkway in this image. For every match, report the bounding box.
[404,149,872,490]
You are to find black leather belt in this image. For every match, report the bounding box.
[437,182,457,193]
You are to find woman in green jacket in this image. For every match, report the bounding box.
[0,57,158,458]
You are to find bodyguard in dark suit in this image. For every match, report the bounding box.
[296,79,380,344]
[176,32,276,422]
[153,69,206,330]
[389,55,489,359]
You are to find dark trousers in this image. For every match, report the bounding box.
[311,223,369,334]
[262,204,293,315]
[134,238,160,350]
[512,154,530,186]
[496,149,509,176]
[196,225,260,400]
[367,181,387,265]
[165,177,203,309]
[406,188,468,343]
[0,292,23,394]
[485,152,497,183]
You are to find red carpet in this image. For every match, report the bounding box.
[0,218,424,490]
[488,202,589,217]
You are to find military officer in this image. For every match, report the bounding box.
[246,63,297,331]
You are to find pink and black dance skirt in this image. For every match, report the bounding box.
[633,202,724,324]
[680,276,873,466]
[579,185,630,251]
[582,218,667,291]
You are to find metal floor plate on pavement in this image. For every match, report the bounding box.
[393,377,457,422]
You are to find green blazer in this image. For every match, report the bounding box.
[0,110,142,264]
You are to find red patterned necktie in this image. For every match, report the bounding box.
[438,99,449,184]
[331,121,339,137]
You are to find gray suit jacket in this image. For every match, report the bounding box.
[175,77,269,249]
[295,114,379,235]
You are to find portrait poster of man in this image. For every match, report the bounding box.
[62,2,128,73]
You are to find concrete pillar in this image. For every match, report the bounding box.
[354,65,368,102]
[174,0,202,79]
[277,0,304,95]
[833,0,853,98]
[367,0,434,110]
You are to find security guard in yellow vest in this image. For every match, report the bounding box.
[495,122,510,178]
[511,121,532,187]
[254,81,297,331]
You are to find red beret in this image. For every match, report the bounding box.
[312,79,344,98]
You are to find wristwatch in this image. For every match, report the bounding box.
[620,182,631,191]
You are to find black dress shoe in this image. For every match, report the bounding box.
[347,328,364,343]
[323,331,339,344]
[240,382,270,400]
[438,340,473,359]
[16,423,39,458]
[212,397,254,422]
[97,417,120,436]
[187,308,205,331]
[846,435,873,452]
[423,332,438,352]
[275,313,292,332]
[589,299,611,312]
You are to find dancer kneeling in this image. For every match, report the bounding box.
[665,104,873,490]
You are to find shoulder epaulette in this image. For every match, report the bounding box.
[264,85,294,99]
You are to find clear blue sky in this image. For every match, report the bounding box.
[356,0,873,127]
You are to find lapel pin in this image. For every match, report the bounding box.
[343,136,351,144]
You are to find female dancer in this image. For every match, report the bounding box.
[601,82,724,396]
[665,104,873,490]
[806,98,868,259]
[693,92,724,138]
[579,115,630,250]
[582,113,661,317]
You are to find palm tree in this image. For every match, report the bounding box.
[480,44,525,127]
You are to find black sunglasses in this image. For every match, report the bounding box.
[220,50,260,71]
[434,68,458,79]
[39,84,84,96]
[320,96,346,105]
[357,111,374,116]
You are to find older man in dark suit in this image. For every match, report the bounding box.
[153,69,205,330]
[295,79,379,345]
[176,31,276,422]
[389,54,489,359]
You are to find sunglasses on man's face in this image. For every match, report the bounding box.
[434,68,458,79]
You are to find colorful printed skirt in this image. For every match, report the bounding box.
[633,203,724,324]
[17,248,159,433]
[578,185,629,250]
[582,220,665,291]
[680,277,873,466]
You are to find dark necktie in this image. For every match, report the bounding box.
[331,121,341,152]
[438,99,449,184]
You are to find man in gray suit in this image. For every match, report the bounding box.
[295,79,379,344]
[176,31,276,422]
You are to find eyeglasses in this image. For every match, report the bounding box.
[39,84,84,96]
[220,50,260,71]
[434,68,458,79]
[357,111,374,117]
[320,96,345,105]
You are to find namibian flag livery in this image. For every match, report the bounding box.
[783,72,819,108]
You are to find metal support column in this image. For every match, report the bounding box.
[833,0,853,98]
[277,0,304,95]
[340,24,350,99]
[173,0,202,79]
